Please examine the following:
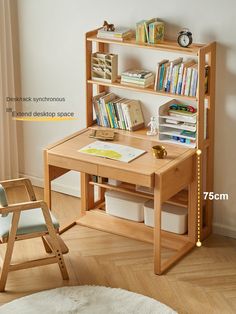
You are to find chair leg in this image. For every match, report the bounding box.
[0,212,20,292]
[41,205,69,280]
[41,236,52,253]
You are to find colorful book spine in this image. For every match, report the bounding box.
[184,67,193,96]
[101,100,110,127]
[181,67,188,95]
[106,103,113,127]
[110,102,118,128]
[176,63,184,95]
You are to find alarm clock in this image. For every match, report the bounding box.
[177,29,193,48]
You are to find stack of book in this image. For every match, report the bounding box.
[93,92,145,131]
[121,69,154,88]
[154,59,208,97]
[97,27,132,41]
[136,18,164,44]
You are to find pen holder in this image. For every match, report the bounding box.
[152,145,167,159]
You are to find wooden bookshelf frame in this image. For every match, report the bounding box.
[85,28,216,241]
[44,28,215,275]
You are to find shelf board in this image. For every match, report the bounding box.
[87,34,204,56]
[77,209,189,250]
[90,181,188,208]
[88,79,197,101]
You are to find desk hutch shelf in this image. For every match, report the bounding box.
[44,28,216,274]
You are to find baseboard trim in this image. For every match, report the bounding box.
[20,173,80,198]
[213,222,236,239]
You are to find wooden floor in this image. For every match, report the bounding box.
[0,186,236,314]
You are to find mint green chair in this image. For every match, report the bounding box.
[0,178,69,291]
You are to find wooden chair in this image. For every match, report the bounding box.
[0,178,69,291]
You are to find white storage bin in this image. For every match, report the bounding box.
[105,190,146,222]
[144,200,188,234]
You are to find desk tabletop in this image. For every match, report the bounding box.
[46,128,194,185]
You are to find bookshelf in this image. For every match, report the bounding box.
[85,28,216,242]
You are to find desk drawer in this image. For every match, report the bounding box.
[48,154,98,175]
[98,165,153,187]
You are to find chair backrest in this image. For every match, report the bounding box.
[0,184,8,207]
[0,184,8,217]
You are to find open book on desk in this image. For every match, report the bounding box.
[78,141,146,163]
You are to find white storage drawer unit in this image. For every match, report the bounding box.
[105,190,147,222]
[144,200,188,234]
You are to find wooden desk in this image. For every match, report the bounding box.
[44,127,197,274]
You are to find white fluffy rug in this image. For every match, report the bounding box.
[0,285,177,314]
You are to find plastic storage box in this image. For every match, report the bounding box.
[105,190,146,222]
[144,200,188,234]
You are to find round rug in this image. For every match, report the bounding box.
[0,285,177,314]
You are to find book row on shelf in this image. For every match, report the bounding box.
[93,92,145,131]
[93,92,197,147]
[154,58,209,97]
[91,53,209,97]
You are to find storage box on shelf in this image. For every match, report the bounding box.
[144,200,188,234]
[105,190,146,222]
[158,99,197,148]
[105,188,188,234]
[91,52,118,83]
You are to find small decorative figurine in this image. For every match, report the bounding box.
[103,21,115,32]
[147,116,158,136]
[177,29,193,48]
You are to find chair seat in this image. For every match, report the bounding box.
[0,208,59,238]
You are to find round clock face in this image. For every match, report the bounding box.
[178,33,192,47]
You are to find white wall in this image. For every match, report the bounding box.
[16,0,236,237]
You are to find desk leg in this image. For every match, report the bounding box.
[81,173,94,214]
[154,173,163,275]
[97,176,105,203]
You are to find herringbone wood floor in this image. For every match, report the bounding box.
[0,186,236,314]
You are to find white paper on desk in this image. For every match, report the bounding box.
[78,141,146,163]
